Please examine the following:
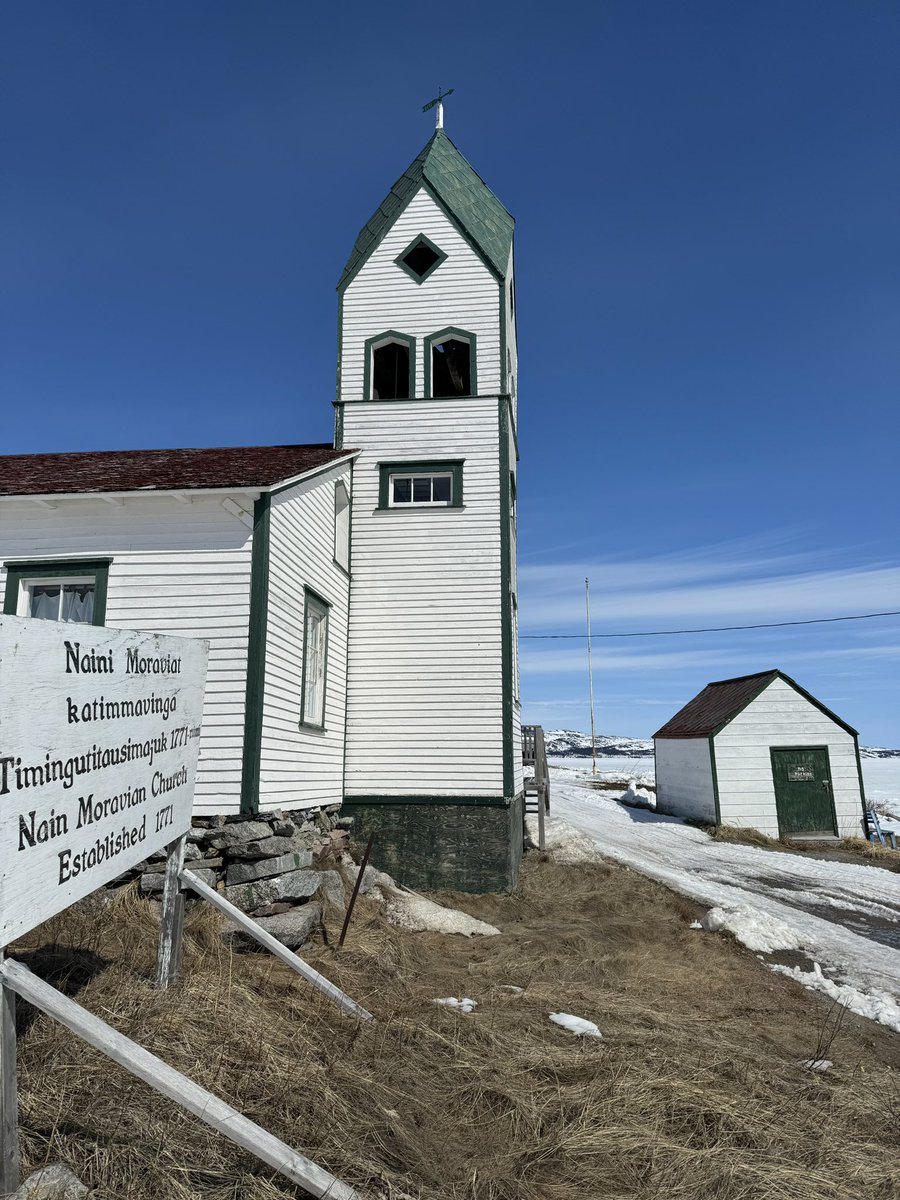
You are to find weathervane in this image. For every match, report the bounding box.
[423,87,454,130]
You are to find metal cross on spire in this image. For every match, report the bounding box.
[422,87,454,130]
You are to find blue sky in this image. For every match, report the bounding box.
[3,1,898,743]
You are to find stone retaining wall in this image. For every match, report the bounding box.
[117,804,354,949]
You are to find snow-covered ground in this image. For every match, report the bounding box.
[548,754,900,811]
[541,765,900,1034]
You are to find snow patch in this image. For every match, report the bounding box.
[433,997,477,1013]
[700,905,805,954]
[770,961,900,1034]
[339,854,500,937]
[549,1012,602,1038]
[619,780,656,810]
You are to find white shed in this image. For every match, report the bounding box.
[654,670,866,839]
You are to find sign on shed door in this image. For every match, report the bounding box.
[771,747,836,836]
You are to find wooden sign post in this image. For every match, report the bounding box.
[0,616,364,1198]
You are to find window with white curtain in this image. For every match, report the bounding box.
[301,590,329,729]
[23,578,95,624]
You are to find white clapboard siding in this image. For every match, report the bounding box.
[342,397,505,795]
[0,495,254,814]
[259,462,351,812]
[655,739,717,823]
[340,188,501,401]
[713,677,864,838]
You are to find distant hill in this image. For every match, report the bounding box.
[544,729,899,760]
[545,730,652,758]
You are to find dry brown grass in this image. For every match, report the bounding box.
[701,823,786,849]
[705,824,900,873]
[841,837,900,870]
[8,857,900,1200]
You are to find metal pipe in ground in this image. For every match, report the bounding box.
[339,833,376,949]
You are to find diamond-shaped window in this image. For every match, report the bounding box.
[395,235,446,284]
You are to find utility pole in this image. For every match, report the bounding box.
[586,577,597,775]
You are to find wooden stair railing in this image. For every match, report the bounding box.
[522,724,550,851]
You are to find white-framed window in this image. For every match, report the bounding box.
[389,472,453,507]
[334,480,350,571]
[300,590,329,729]
[21,577,96,623]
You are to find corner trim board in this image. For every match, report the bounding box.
[240,494,271,814]
[499,400,515,797]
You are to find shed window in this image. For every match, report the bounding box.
[372,341,410,400]
[301,590,329,729]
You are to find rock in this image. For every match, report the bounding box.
[183,842,202,861]
[138,860,166,875]
[225,869,321,913]
[187,825,217,846]
[197,856,224,870]
[207,820,272,850]
[252,903,322,949]
[250,901,293,917]
[317,870,347,912]
[335,816,355,829]
[14,1164,88,1198]
[270,817,297,838]
[225,850,313,886]
[140,872,165,895]
[228,833,314,861]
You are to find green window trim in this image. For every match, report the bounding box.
[299,586,331,732]
[3,559,111,626]
[363,330,416,401]
[394,232,447,285]
[377,460,464,510]
[424,326,477,399]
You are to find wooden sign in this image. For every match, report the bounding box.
[0,616,207,945]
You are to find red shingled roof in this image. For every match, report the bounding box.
[653,670,858,739]
[0,444,354,497]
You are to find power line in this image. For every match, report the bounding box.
[520,609,900,639]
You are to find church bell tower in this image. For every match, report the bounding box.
[334,117,523,892]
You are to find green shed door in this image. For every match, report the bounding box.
[771,748,836,836]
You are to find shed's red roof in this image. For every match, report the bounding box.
[653,671,781,738]
[0,444,353,497]
[653,670,858,739]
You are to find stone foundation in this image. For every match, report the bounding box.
[113,804,353,943]
[341,795,525,893]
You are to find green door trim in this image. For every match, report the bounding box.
[770,745,838,837]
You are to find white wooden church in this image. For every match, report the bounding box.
[0,121,524,892]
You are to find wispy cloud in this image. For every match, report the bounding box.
[521,641,900,678]
[519,536,900,630]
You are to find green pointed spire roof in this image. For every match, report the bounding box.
[338,130,514,290]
